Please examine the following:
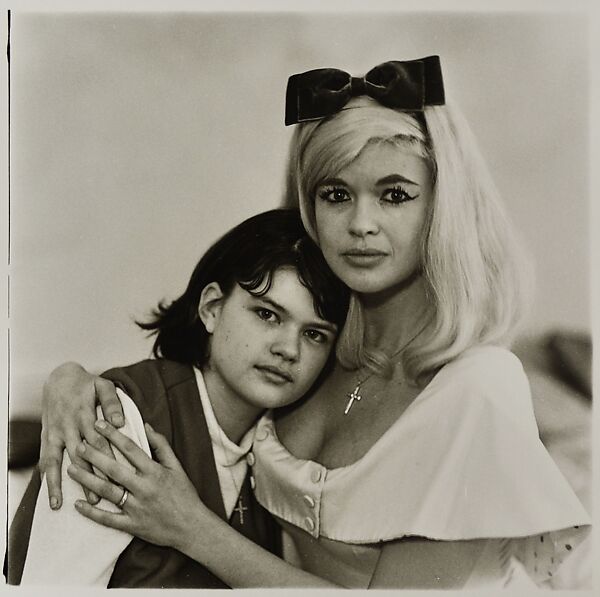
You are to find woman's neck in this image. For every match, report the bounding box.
[358,273,429,353]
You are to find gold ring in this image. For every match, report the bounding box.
[117,488,129,508]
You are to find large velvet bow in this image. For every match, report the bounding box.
[285,56,445,126]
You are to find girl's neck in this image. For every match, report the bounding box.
[358,273,429,353]
[201,367,263,444]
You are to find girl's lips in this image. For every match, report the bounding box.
[255,365,294,384]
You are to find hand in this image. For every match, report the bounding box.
[69,421,206,551]
[39,362,125,509]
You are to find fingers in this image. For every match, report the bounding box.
[76,441,140,491]
[40,408,64,509]
[64,427,101,505]
[74,500,131,533]
[80,424,115,470]
[145,423,183,471]
[40,362,103,506]
[80,413,117,478]
[95,377,125,427]
[77,397,120,503]
[67,463,126,506]
[93,421,156,474]
[38,441,64,510]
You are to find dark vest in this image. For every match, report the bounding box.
[7,359,280,588]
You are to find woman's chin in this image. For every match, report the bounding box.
[348,271,425,304]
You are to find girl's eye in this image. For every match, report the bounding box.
[382,186,418,205]
[317,186,350,203]
[304,329,329,344]
[256,308,278,323]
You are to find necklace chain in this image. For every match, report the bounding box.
[344,323,427,415]
[215,421,248,525]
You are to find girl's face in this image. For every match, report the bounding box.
[314,141,432,296]
[201,267,337,414]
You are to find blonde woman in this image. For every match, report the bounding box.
[37,57,590,589]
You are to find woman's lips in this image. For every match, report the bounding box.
[342,249,387,267]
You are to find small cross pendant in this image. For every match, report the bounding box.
[233,496,248,525]
[344,384,363,415]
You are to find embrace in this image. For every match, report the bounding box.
[8,56,590,589]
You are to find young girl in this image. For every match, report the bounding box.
[36,57,590,589]
[7,208,349,587]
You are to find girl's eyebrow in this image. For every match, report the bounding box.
[257,296,337,334]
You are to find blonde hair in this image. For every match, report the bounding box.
[285,98,533,384]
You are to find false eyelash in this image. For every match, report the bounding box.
[383,186,419,204]
[317,186,347,200]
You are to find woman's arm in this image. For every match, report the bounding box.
[40,362,125,508]
[17,391,149,586]
[368,535,485,589]
[177,506,336,588]
[70,421,337,588]
[71,422,484,589]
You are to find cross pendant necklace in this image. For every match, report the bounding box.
[341,320,429,416]
[214,416,251,527]
[344,382,364,415]
[233,495,248,525]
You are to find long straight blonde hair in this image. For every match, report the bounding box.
[284,97,533,384]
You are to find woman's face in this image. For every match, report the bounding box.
[314,141,432,296]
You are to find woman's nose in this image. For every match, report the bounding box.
[347,199,380,237]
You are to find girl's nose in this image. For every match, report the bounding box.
[270,328,300,362]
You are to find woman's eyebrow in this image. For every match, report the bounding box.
[377,174,419,186]
[318,174,420,187]
[316,177,346,187]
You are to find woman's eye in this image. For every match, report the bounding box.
[304,329,328,344]
[256,308,277,322]
[317,186,350,203]
[382,187,417,204]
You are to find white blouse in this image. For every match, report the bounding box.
[21,368,253,585]
[250,346,591,589]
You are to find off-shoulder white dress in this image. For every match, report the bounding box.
[250,346,591,589]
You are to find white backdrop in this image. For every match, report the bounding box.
[8,10,591,417]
